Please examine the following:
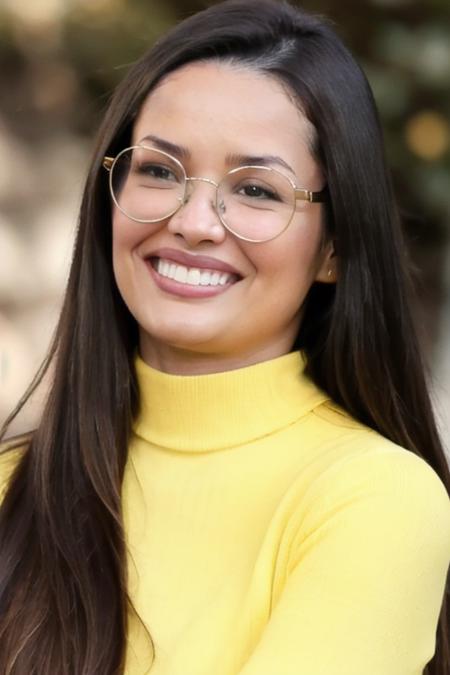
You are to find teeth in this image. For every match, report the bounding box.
[155,258,233,287]
[187,268,201,285]
[174,266,187,283]
[200,271,211,286]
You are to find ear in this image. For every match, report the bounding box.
[315,238,338,284]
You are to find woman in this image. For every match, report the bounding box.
[1,0,449,673]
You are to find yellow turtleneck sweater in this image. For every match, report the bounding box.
[1,350,450,675]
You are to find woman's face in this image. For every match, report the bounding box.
[112,61,335,374]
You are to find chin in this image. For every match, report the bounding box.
[141,324,229,353]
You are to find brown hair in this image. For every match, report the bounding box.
[1,1,449,672]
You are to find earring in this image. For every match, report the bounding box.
[327,268,332,278]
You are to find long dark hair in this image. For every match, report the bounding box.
[1,1,449,672]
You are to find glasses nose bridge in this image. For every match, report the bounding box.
[184,175,219,206]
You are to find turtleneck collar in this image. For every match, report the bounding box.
[132,350,330,452]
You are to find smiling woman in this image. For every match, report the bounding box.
[0,1,450,674]
[110,61,332,373]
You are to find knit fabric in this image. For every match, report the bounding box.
[1,350,450,674]
[122,350,450,674]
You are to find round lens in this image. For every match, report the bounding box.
[217,166,296,242]
[110,146,185,222]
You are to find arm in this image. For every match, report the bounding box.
[237,450,450,675]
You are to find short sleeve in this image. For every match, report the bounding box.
[237,449,450,675]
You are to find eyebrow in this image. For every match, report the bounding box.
[139,134,297,178]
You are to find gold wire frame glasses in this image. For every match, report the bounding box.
[103,144,327,243]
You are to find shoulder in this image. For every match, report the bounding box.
[0,431,32,502]
[300,436,450,553]
[287,400,450,549]
[305,397,448,495]
[281,440,450,592]
[318,439,450,512]
[309,398,448,494]
[307,399,450,508]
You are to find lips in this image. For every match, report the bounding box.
[145,247,243,278]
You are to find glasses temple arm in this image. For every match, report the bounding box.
[294,186,328,203]
[103,156,114,171]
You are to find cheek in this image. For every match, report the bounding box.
[111,212,140,292]
[112,209,139,252]
[111,216,126,275]
[249,216,325,288]
[112,207,167,255]
[111,211,152,274]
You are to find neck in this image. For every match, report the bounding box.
[138,334,299,376]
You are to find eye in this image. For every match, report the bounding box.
[135,163,179,181]
[238,183,281,201]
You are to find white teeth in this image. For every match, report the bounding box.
[187,268,201,285]
[155,258,233,287]
[200,271,211,286]
[174,266,188,283]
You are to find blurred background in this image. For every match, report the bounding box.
[0,0,449,454]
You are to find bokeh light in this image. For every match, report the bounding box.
[405,111,450,161]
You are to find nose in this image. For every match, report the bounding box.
[166,177,227,247]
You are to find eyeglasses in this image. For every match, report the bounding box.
[103,144,327,243]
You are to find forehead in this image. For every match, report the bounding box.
[132,61,316,165]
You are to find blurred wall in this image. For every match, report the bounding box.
[0,0,449,453]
